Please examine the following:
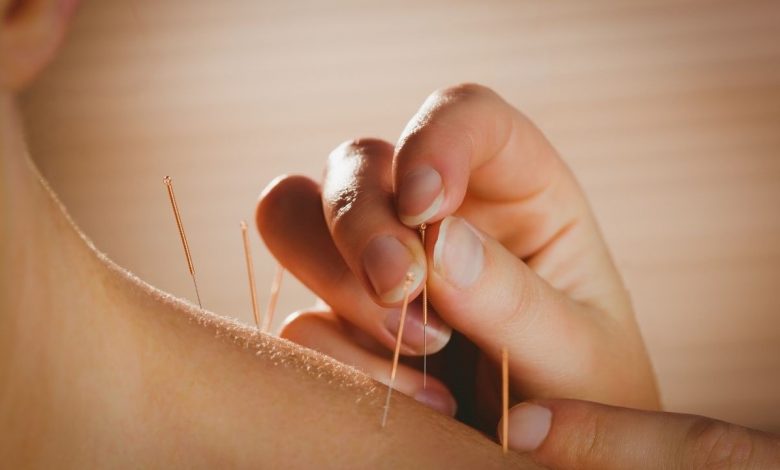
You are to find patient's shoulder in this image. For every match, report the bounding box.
[120,270,537,468]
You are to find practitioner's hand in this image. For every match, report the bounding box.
[499,398,780,469]
[256,83,659,421]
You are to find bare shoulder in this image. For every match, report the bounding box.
[111,264,538,468]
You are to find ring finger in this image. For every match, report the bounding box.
[281,309,457,416]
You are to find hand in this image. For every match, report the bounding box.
[499,399,780,469]
[256,83,659,425]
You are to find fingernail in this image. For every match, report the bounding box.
[384,301,452,353]
[433,216,484,288]
[398,166,444,226]
[363,235,424,303]
[505,403,552,452]
[414,388,457,416]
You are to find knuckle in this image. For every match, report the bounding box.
[326,183,360,227]
[399,83,502,157]
[328,188,389,241]
[487,263,541,339]
[323,138,393,230]
[331,137,393,160]
[432,82,495,104]
[685,418,755,469]
[577,405,607,463]
[555,402,609,466]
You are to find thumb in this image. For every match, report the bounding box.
[500,399,780,470]
[425,215,657,407]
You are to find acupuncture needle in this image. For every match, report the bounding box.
[163,176,203,309]
[419,223,428,389]
[502,347,509,454]
[381,272,415,428]
[240,221,262,329]
[262,263,284,333]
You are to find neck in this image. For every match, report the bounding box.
[1,92,124,378]
[0,93,258,463]
[1,92,100,319]
[0,93,141,458]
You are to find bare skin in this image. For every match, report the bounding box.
[0,95,536,468]
[2,1,777,467]
[259,85,780,468]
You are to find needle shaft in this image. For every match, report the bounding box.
[263,263,284,333]
[163,176,203,309]
[420,223,428,389]
[381,272,415,428]
[502,347,509,454]
[240,221,261,329]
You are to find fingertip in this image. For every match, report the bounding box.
[255,174,319,234]
[414,388,458,417]
[256,173,291,211]
[499,403,553,452]
[279,310,334,344]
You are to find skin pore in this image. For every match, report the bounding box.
[0,95,537,467]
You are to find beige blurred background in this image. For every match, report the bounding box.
[20,0,780,432]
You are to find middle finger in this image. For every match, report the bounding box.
[322,138,426,305]
[256,173,451,355]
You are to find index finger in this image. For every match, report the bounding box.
[393,83,588,239]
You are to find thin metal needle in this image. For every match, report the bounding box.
[381,272,415,428]
[502,347,509,454]
[163,176,203,309]
[262,263,284,333]
[420,223,428,389]
[240,221,261,329]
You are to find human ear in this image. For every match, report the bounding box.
[0,0,79,91]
